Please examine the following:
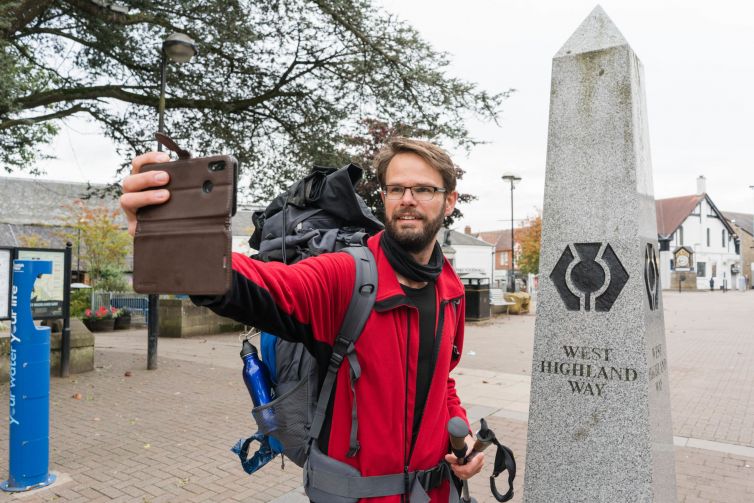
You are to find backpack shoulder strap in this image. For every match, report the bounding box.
[309,244,377,454]
[336,245,377,346]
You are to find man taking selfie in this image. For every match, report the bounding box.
[120,137,483,502]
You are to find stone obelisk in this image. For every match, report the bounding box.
[523,6,676,502]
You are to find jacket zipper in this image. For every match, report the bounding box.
[406,298,449,463]
[403,311,411,502]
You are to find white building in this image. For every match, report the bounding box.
[437,228,495,283]
[656,176,741,290]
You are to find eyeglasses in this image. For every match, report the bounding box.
[383,185,447,201]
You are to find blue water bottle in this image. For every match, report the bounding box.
[241,340,284,454]
[241,340,274,407]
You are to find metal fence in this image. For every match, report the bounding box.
[91,292,150,325]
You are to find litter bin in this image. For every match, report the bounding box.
[460,272,490,322]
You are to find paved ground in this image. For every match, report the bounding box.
[0,289,753,502]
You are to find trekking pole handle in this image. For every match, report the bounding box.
[466,417,495,462]
[447,417,470,465]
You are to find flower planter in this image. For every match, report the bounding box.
[88,318,115,332]
[114,315,132,330]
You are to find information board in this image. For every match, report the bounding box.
[17,249,65,319]
[0,248,10,320]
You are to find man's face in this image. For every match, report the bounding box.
[381,153,458,254]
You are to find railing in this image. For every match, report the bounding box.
[91,292,150,325]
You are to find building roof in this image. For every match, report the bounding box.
[723,211,753,237]
[438,228,494,247]
[655,194,704,238]
[655,193,737,240]
[474,228,520,251]
[0,177,264,272]
[0,176,124,226]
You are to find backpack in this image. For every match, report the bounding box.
[234,163,382,469]
[248,163,383,264]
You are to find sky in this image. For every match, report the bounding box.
[17,0,754,234]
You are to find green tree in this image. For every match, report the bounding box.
[1,0,511,202]
[60,199,131,291]
[517,212,542,275]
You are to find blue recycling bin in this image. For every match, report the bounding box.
[1,260,56,492]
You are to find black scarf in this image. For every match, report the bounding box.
[380,231,444,283]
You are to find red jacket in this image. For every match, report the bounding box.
[198,232,469,502]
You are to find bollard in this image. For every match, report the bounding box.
[1,260,57,492]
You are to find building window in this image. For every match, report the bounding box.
[697,262,706,277]
[706,228,710,247]
[500,253,508,266]
[679,226,684,246]
[670,259,674,271]
[722,229,726,247]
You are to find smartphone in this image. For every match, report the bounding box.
[132,154,238,295]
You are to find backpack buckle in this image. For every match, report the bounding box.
[329,352,344,367]
[418,462,449,492]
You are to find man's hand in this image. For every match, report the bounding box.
[444,434,485,480]
[120,152,172,237]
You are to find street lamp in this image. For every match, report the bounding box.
[502,174,522,293]
[157,33,198,145]
[148,33,198,371]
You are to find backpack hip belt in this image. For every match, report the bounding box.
[305,440,460,503]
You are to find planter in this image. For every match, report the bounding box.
[114,315,132,330]
[87,318,115,332]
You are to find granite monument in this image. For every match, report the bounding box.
[523,6,677,502]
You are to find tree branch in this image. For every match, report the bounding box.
[16,78,309,113]
[0,104,84,130]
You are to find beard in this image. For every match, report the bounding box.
[385,203,446,254]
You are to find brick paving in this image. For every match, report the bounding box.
[0,290,752,502]
[0,350,303,502]
[663,291,754,449]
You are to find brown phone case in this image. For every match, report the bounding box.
[132,134,238,295]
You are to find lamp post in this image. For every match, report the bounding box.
[157,33,198,145]
[76,226,81,282]
[148,33,198,370]
[749,185,754,289]
[502,174,522,293]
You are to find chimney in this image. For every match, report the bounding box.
[464,225,472,235]
[696,175,706,194]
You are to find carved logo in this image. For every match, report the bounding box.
[644,243,659,310]
[550,243,629,312]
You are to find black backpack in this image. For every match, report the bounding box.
[237,163,383,468]
[248,163,383,263]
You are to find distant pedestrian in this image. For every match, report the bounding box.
[709,277,715,291]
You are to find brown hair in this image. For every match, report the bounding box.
[374,137,456,193]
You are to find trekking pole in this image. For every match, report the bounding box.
[448,417,476,503]
[449,417,517,503]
